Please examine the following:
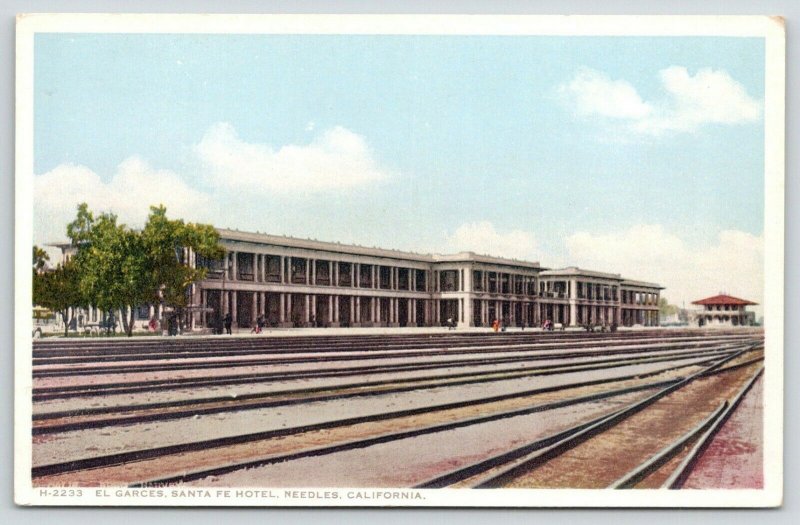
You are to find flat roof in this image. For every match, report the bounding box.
[218,228,540,268]
[539,266,622,280]
[621,279,665,290]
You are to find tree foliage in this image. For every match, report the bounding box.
[140,205,225,311]
[69,211,152,335]
[59,203,225,336]
[32,259,87,336]
[32,245,50,273]
[658,297,679,317]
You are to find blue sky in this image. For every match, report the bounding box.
[32,33,766,309]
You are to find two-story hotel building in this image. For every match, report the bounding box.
[184,229,663,330]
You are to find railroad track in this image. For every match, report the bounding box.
[31,330,765,488]
[414,351,763,489]
[31,329,759,361]
[32,339,753,399]
[32,344,760,433]
[32,348,762,486]
[31,338,748,378]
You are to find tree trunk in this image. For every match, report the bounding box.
[126,307,135,337]
[121,306,131,337]
[61,310,69,337]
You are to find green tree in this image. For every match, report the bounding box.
[65,203,224,337]
[32,260,87,336]
[32,245,50,273]
[71,212,152,336]
[658,297,679,318]
[141,205,225,331]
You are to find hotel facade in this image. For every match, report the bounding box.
[183,229,662,330]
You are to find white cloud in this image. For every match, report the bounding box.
[564,224,764,316]
[195,122,391,194]
[33,157,214,246]
[444,221,538,261]
[558,67,653,120]
[559,66,762,135]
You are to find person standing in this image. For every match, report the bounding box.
[224,312,232,335]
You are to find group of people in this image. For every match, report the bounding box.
[148,314,181,336]
[213,313,233,335]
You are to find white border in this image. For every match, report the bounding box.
[14,13,785,508]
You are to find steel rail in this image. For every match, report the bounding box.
[31,328,760,353]
[32,336,756,380]
[413,347,757,489]
[35,345,749,419]
[608,401,729,489]
[662,365,765,489]
[31,333,757,363]
[31,333,758,371]
[131,381,674,487]
[32,342,753,402]
[31,349,759,480]
[32,349,741,435]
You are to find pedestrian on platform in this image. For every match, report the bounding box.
[224,313,232,335]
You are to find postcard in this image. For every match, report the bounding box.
[15,14,784,507]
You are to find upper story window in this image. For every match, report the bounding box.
[488,272,498,293]
[359,264,373,288]
[415,269,426,292]
[379,266,392,289]
[440,270,459,292]
[290,258,307,284]
[266,255,281,283]
[197,253,225,279]
[513,275,524,295]
[473,270,484,292]
[398,268,410,290]
[337,262,352,287]
[236,252,255,281]
[315,260,331,285]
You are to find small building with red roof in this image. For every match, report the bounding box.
[691,294,757,327]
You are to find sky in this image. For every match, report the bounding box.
[31,33,766,315]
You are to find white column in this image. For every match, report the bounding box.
[231,290,238,325]
[333,296,339,323]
